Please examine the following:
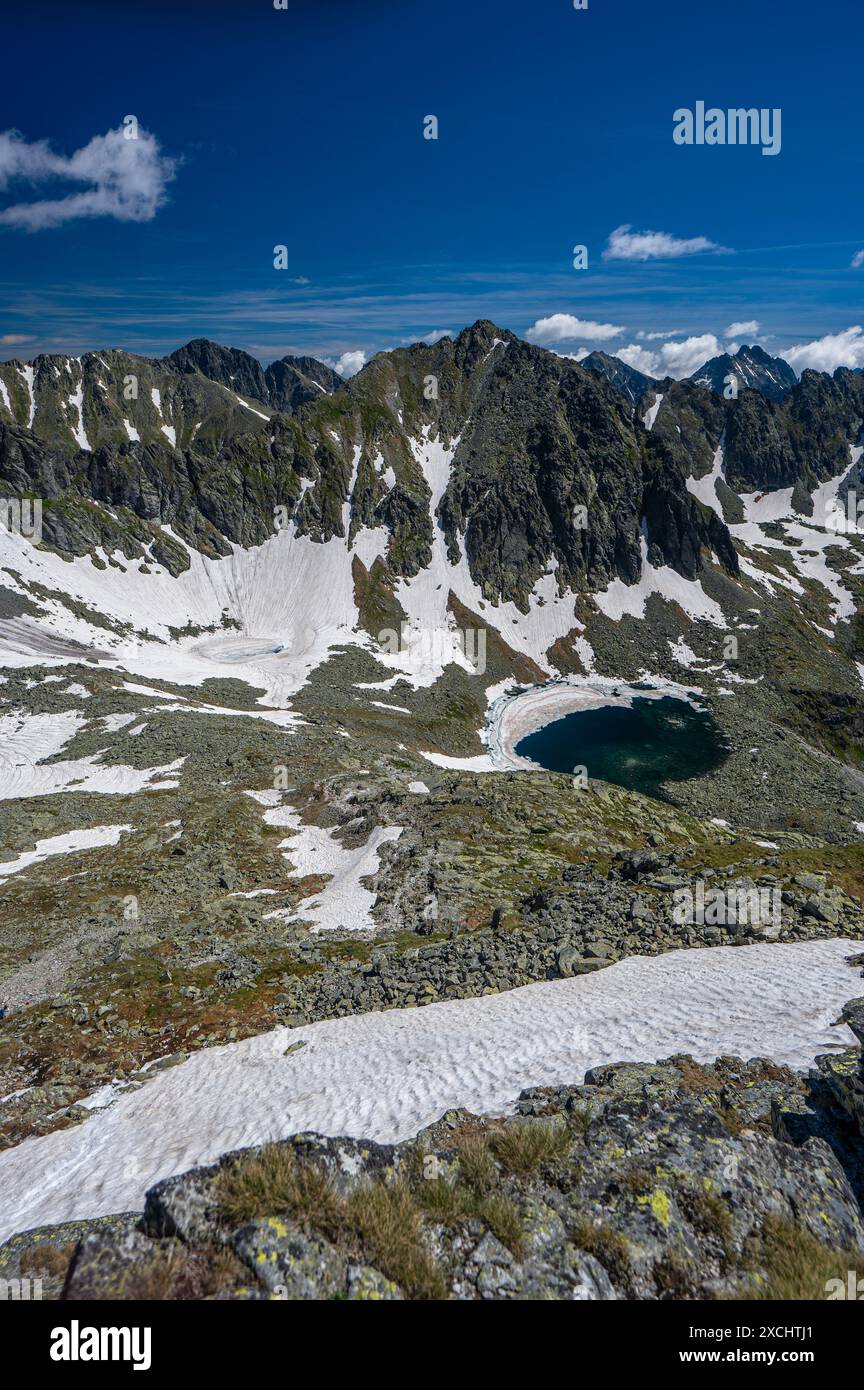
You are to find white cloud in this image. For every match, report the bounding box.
[0,333,34,346]
[614,333,722,379]
[323,349,367,377]
[0,125,176,231]
[610,325,864,380]
[553,348,590,363]
[660,335,723,374]
[614,344,662,375]
[726,320,759,338]
[852,251,864,269]
[602,224,728,262]
[400,329,451,346]
[525,313,624,345]
[780,326,864,375]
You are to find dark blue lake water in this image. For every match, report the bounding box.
[515,694,729,798]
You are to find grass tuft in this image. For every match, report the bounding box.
[216,1144,342,1237]
[455,1131,498,1193]
[347,1179,447,1301]
[216,1145,447,1299]
[743,1216,864,1301]
[681,1186,734,1261]
[477,1192,525,1259]
[572,1216,632,1288]
[490,1120,571,1175]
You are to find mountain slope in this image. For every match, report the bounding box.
[1,320,862,687]
[0,348,273,457]
[0,322,739,607]
[581,349,656,408]
[0,340,343,462]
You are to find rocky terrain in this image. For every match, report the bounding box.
[1,993,862,1301]
[2,322,864,1299]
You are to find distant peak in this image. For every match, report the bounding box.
[458,319,513,345]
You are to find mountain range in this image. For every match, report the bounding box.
[2,322,861,595]
[582,342,800,408]
[2,317,863,804]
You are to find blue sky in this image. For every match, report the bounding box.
[1,0,862,375]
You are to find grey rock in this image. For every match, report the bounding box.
[232,1218,346,1298]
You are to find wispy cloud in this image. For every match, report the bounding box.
[603,224,729,262]
[852,251,864,269]
[526,312,624,345]
[0,125,176,232]
[399,329,451,345]
[0,258,855,368]
[636,328,686,341]
[0,333,35,346]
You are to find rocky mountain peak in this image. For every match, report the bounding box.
[264,355,343,412]
[581,350,658,408]
[166,339,269,402]
[690,343,797,403]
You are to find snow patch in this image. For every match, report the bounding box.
[263,804,403,936]
[643,393,663,430]
[0,710,184,799]
[19,365,35,427]
[686,444,725,518]
[595,536,726,626]
[67,384,91,451]
[0,824,133,882]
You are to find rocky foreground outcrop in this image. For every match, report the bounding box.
[3,1001,863,1301]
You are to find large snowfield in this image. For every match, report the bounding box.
[0,938,859,1244]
